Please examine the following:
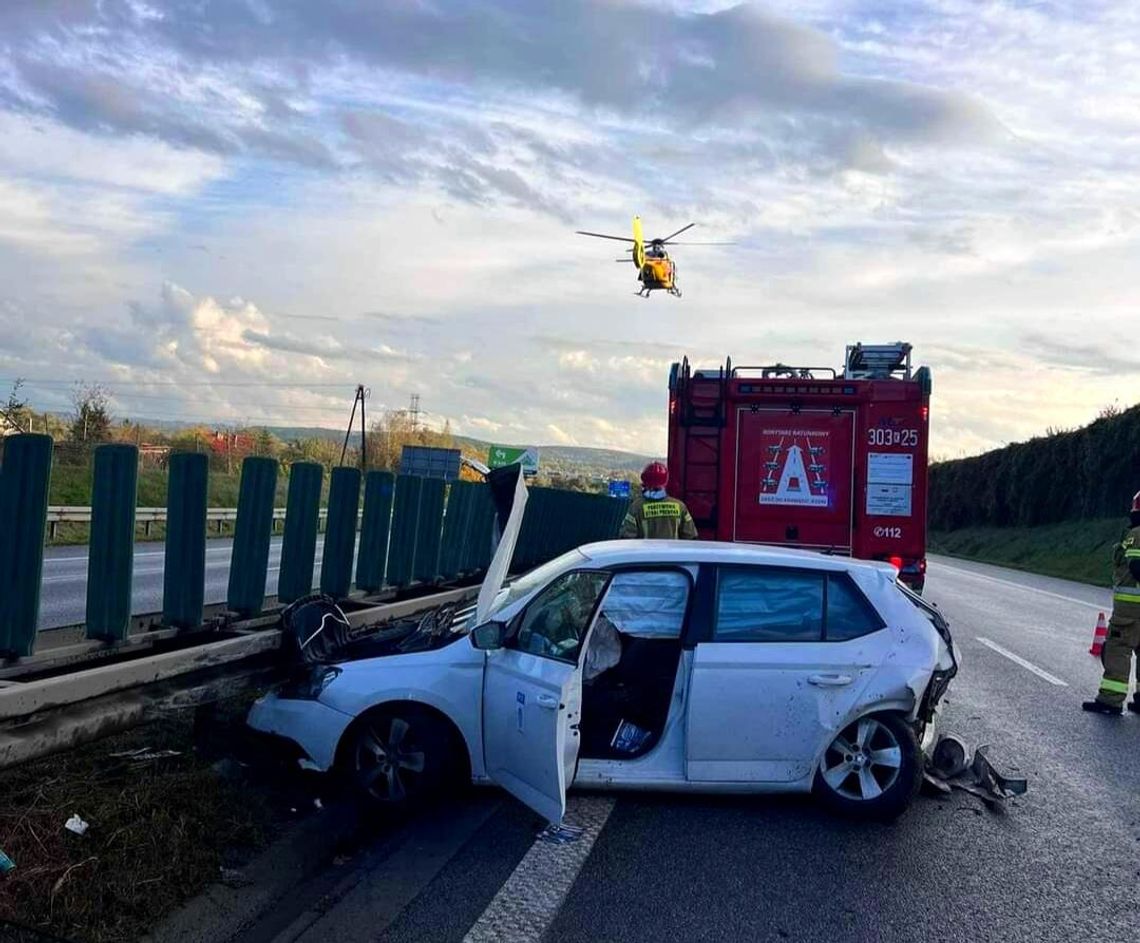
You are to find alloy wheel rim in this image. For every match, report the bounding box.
[354,717,427,802]
[820,717,902,801]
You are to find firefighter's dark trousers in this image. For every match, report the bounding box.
[1096,613,1140,707]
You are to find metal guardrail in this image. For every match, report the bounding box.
[46,506,335,522]
[0,585,479,769]
[45,505,340,538]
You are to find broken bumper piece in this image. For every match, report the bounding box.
[923,735,1027,811]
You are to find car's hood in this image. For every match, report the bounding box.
[474,464,529,625]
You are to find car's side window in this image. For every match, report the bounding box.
[513,571,610,662]
[825,574,885,641]
[714,567,824,642]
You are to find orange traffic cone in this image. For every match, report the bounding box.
[1089,612,1108,656]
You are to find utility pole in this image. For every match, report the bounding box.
[339,384,368,468]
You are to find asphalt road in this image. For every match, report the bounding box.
[37,537,327,629]
[168,555,1139,943]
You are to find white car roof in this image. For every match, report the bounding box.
[575,539,898,578]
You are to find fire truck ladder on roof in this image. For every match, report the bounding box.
[844,342,912,380]
[675,356,728,530]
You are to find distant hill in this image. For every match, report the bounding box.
[452,435,651,472]
[110,417,652,479]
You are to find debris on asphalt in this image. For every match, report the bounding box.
[0,850,14,874]
[109,746,183,762]
[219,867,252,888]
[924,735,1028,812]
[537,822,585,845]
[64,815,90,836]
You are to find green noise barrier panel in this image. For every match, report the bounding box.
[412,478,446,584]
[226,457,278,617]
[356,470,395,594]
[386,475,423,588]
[162,452,208,629]
[320,466,362,599]
[86,444,139,641]
[0,434,53,657]
[277,462,322,605]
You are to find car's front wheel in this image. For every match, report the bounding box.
[813,713,922,820]
[345,707,459,808]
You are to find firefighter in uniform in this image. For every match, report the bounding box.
[1083,491,1140,715]
[620,461,698,540]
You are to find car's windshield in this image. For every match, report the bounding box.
[485,548,590,618]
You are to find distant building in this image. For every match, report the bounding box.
[138,444,171,467]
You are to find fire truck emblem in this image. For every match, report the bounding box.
[759,434,829,508]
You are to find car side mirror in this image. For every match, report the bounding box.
[471,621,506,651]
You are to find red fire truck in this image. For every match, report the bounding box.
[667,342,931,592]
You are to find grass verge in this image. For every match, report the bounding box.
[929,517,1124,587]
[0,694,318,943]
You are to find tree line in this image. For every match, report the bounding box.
[929,403,1140,530]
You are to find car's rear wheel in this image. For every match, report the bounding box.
[345,707,459,808]
[813,713,922,820]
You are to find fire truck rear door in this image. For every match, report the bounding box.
[734,408,854,551]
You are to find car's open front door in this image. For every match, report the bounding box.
[481,570,610,823]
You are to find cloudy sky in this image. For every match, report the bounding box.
[1,0,1137,458]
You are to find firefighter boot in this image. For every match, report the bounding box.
[1127,696,1140,715]
[1086,615,1138,714]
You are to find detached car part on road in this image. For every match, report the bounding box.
[248,539,959,822]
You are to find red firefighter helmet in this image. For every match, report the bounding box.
[641,461,669,490]
[1132,491,1140,514]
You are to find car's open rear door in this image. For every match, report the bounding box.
[482,652,582,823]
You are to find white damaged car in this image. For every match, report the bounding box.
[247,540,958,821]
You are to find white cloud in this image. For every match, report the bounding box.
[0,2,1138,458]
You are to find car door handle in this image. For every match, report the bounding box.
[808,674,853,687]
[536,694,560,709]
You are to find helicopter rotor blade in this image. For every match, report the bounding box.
[576,230,636,243]
[662,241,736,246]
[659,222,696,243]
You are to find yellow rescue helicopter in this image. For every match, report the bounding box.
[576,216,732,298]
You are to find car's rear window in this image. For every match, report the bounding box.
[713,566,885,643]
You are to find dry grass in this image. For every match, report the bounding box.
[0,696,309,943]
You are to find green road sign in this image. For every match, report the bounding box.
[488,445,539,473]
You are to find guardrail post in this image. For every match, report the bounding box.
[0,434,54,657]
[86,444,139,641]
[320,466,361,599]
[163,452,208,629]
[356,471,394,594]
[413,478,446,583]
[278,462,322,605]
[226,457,278,617]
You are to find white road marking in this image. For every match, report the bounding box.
[463,796,615,943]
[934,561,1108,612]
[976,636,1069,686]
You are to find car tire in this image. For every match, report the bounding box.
[812,712,922,821]
[343,706,461,809]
